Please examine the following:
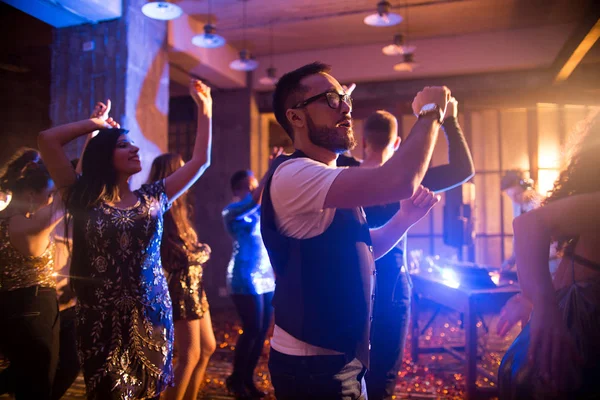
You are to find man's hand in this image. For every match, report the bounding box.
[268,146,285,168]
[398,185,440,227]
[411,86,451,119]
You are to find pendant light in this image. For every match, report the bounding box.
[364,1,402,27]
[382,33,415,56]
[259,22,278,85]
[229,0,258,71]
[192,0,226,48]
[141,1,183,21]
[393,0,418,71]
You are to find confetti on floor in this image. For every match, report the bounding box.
[1,299,517,399]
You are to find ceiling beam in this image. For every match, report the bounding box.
[253,25,571,91]
[552,3,600,84]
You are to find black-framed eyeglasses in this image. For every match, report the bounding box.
[291,91,352,110]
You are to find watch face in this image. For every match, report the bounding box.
[421,103,438,113]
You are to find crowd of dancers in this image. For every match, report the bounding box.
[0,62,598,400]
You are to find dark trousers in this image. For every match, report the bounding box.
[51,306,80,400]
[269,349,367,400]
[365,251,412,400]
[230,291,274,384]
[0,286,60,400]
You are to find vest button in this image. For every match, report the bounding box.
[372,269,376,276]
[370,315,374,322]
[371,293,375,301]
[369,245,373,253]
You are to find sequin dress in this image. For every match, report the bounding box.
[0,218,56,291]
[163,241,211,322]
[74,180,173,400]
[222,194,275,295]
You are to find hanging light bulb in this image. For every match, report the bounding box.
[393,52,418,72]
[364,1,402,27]
[192,24,226,48]
[230,0,258,71]
[392,0,417,71]
[230,49,259,71]
[259,22,278,85]
[141,1,183,21]
[259,67,278,85]
[192,0,226,48]
[382,33,416,56]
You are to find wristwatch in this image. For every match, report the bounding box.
[418,103,444,124]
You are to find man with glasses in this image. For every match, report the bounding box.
[261,62,449,399]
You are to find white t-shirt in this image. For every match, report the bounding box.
[268,157,347,356]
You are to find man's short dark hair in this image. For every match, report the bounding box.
[363,110,398,151]
[273,62,331,140]
[230,170,252,191]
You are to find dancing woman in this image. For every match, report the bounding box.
[222,152,280,398]
[148,153,216,400]
[498,114,600,399]
[38,79,212,399]
[0,148,63,399]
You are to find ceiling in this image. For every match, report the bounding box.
[177,0,593,57]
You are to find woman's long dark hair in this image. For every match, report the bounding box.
[148,153,200,272]
[544,112,600,252]
[64,129,128,287]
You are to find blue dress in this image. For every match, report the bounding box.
[222,194,275,295]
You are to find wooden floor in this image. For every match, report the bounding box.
[1,302,514,399]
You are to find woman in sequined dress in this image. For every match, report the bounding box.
[148,153,216,400]
[0,148,64,399]
[38,79,213,400]
[222,159,279,399]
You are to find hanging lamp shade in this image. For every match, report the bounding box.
[393,52,418,72]
[230,50,259,71]
[192,24,226,48]
[364,1,402,27]
[191,0,225,48]
[141,1,183,20]
[259,67,278,85]
[382,33,416,56]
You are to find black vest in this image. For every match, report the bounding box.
[261,151,375,367]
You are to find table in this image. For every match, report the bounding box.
[410,273,520,399]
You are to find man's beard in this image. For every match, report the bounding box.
[306,114,357,154]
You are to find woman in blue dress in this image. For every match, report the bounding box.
[222,156,279,398]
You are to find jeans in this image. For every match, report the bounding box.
[0,286,59,400]
[269,349,367,400]
[365,251,412,400]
